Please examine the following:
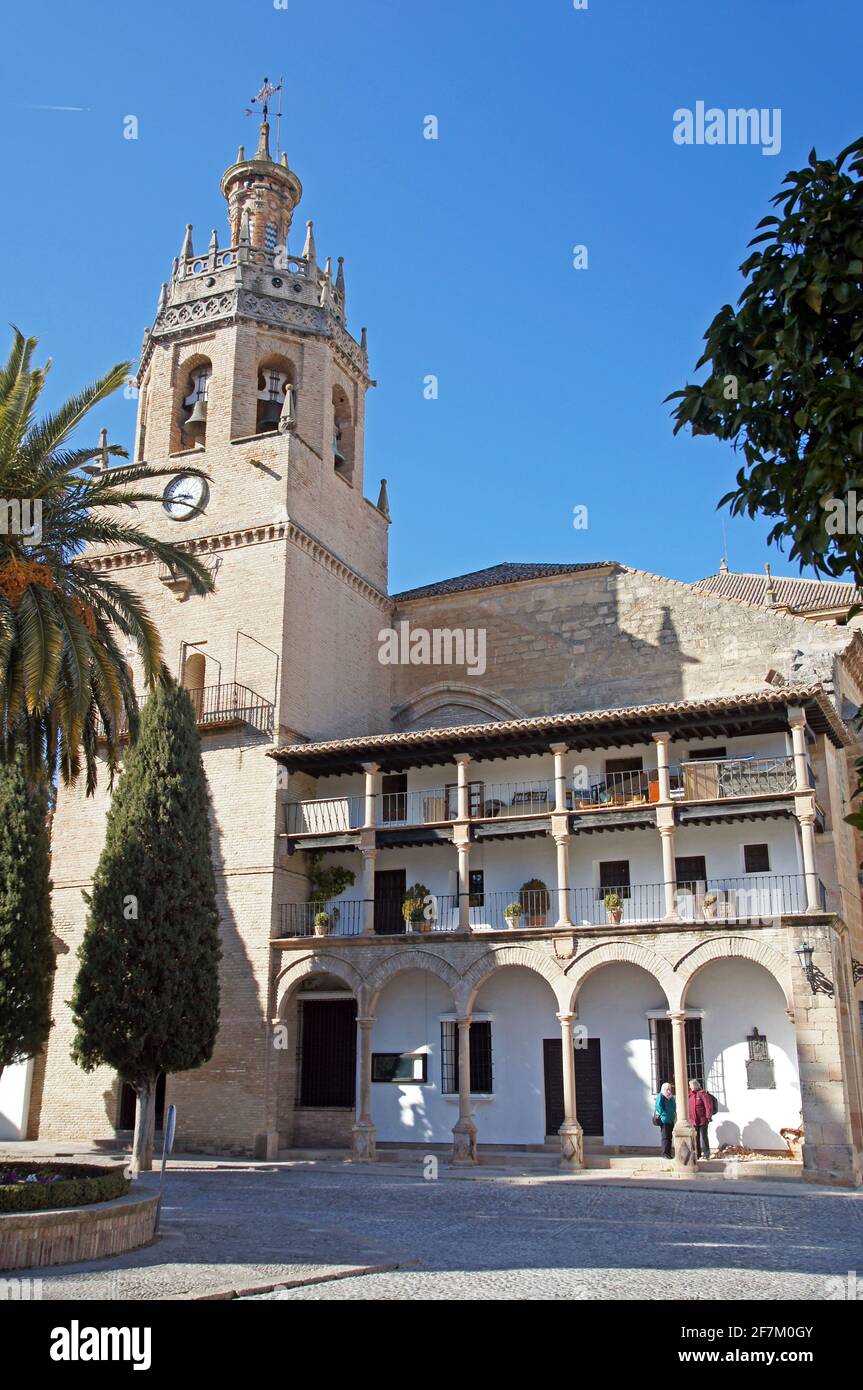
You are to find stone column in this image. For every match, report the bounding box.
[795,802,823,913]
[360,842,377,937]
[351,1015,377,1162]
[553,832,573,928]
[669,1011,697,1171]
[452,1017,477,1164]
[454,754,472,932]
[550,741,569,812]
[652,730,672,802]
[362,761,380,829]
[557,1011,584,1169]
[788,706,811,791]
[658,820,677,921]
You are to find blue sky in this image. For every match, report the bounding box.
[1,0,861,594]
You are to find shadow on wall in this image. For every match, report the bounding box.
[390,566,700,726]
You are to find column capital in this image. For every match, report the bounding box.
[361,761,380,775]
[454,752,472,767]
[652,730,672,745]
[658,821,675,837]
[549,741,569,755]
[667,1009,688,1023]
[787,704,807,729]
[556,1011,575,1027]
[455,1014,473,1027]
[356,1015,376,1028]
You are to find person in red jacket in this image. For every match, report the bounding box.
[688,1079,715,1159]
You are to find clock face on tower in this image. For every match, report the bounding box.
[163,474,209,520]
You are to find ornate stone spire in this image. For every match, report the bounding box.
[255,119,272,161]
[302,219,317,264]
[335,256,346,298]
[179,224,194,259]
[376,479,391,520]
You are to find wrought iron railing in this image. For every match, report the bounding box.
[472,782,555,819]
[672,755,797,801]
[95,681,273,740]
[279,900,364,938]
[284,795,365,835]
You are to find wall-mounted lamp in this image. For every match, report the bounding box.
[795,940,816,990]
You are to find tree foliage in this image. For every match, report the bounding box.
[0,756,54,1080]
[71,681,221,1168]
[0,328,214,793]
[667,138,863,580]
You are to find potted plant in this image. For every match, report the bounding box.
[603,891,623,924]
[503,901,523,929]
[519,878,550,927]
[702,891,718,921]
[307,852,355,935]
[403,882,433,933]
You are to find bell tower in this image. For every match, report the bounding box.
[131,100,388,599]
[36,95,392,1161]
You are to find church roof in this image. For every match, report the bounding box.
[392,561,616,602]
[693,569,863,613]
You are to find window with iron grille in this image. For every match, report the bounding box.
[675,855,707,892]
[598,860,631,900]
[649,1017,704,1092]
[744,843,771,873]
[440,1020,493,1093]
[468,870,484,908]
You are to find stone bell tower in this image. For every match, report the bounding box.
[31,103,392,1158]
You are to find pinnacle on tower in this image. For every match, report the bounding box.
[376,478,391,520]
[239,209,251,245]
[335,256,346,297]
[255,119,272,161]
[179,224,194,259]
[302,219,317,263]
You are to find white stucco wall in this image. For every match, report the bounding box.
[575,964,668,1147]
[366,958,801,1151]
[0,1059,33,1140]
[691,958,801,1151]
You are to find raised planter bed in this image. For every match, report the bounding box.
[0,1161,158,1271]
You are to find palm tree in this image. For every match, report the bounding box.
[0,328,214,792]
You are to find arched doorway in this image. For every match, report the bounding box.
[683,957,800,1153]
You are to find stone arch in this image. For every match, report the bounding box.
[365,949,462,1012]
[256,352,297,435]
[462,945,567,1013]
[674,935,793,1012]
[172,350,212,453]
[392,682,526,730]
[563,939,675,1014]
[274,951,365,1017]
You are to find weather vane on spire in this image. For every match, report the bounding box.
[246,77,284,158]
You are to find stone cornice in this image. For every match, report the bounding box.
[81,520,389,609]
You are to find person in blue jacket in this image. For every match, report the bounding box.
[654,1082,676,1159]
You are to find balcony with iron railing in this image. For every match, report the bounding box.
[282,755,805,837]
[96,681,274,741]
[277,873,827,939]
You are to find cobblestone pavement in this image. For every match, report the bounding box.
[238,1163,863,1301]
[13,1160,863,1301]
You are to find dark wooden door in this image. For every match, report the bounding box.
[375,868,406,935]
[298,999,357,1107]
[543,1038,604,1136]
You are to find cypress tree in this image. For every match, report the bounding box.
[71,681,221,1171]
[0,758,54,1086]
